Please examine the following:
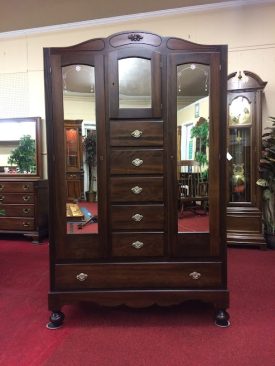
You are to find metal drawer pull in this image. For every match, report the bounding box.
[23,195,31,202]
[132,240,144,249]
[132,158,143,167]
[131,186,143,194]
[23,222,30,227]
[76,273,88,281]
[23,184,30,191]
[189,271,202,280]
[23,208,31,214]
[131,129,143,138]
[0,195,4,201]
[132,213,143,222]
[0,184,4,191]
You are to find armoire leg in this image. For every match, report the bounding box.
[215,309,230,327]
[46,311,65,329]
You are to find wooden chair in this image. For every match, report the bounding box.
[177,160,208,218]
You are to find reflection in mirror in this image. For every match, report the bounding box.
[177,63,210,233]
[62,64,98,235]
[0,118,37,175]
[119,57,152,109]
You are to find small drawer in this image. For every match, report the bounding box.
[0,182,34,193]
[66,173,82,180]
[111,205,164,230]
[110,177,163,202]
[112,232,164,257]
[110,149,163,175]
[0,204,34,217]
[0,193,34,204]
[0,217,35,231]
[55,262,222,290]
[110,120,163,147]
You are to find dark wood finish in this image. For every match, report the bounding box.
[44,31,229,326]
[226,71,267,248]
[0,179,48,242]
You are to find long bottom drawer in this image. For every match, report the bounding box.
[0,218,35,231]
[55,262,223,290]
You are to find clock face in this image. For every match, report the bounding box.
[229,96,251,126]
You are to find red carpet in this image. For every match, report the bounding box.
[0,238,275,365]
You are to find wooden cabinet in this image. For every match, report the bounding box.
[0,179,48,242]
[0,116,48,243]
[64,120,84,201]
[44,31,229,328]
[226,71,267,248]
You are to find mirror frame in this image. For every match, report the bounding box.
[0,116,42,179]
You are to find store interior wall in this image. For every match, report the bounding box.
[0,1,274,177]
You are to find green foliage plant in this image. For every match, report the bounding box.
[83,131,97,193]
[7,135,36,173]
[191,117,209,180]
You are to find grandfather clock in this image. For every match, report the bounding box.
[226,71,267,248]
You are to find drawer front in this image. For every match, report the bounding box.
[66,172,82,180]
[0,204,34,217]
[55,262,222,290]
[0,193,34,204]
[112,233,164,257]
[110,121,163,147]
[0,218,35,231]
[0,182,34,193]
[111,205,164,230]
[110,149,163,175]
[111,177,163,202]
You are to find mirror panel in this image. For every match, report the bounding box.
[0,117,39,175]
[62,65,98,234]
[118,57,152,109]
[176,63,210,233]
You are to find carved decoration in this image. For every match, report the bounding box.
[128,34,144,42]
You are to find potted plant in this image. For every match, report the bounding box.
[191,117,209,180]
[83,131,97,202]
[256,116,275,248]
[7,134,36,173]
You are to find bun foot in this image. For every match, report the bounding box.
[46,311,65,329]
[215,309,230,327]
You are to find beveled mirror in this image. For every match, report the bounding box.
[0,117,42,177]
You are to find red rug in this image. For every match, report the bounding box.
[0,238,275,366]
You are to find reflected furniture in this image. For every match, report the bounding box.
[64,120,84,201]
[226,71,267,248]
[44,31,229,328]
[0,117,48,243]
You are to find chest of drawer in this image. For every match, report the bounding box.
[0,182,34,193]
[110,149,163,175]
[112,232,164,257]
[0,217,35,231]
[111,177,163,202]
[0,204,34,217]
[55,262,223,290]
[0,193,34,204]
[110,120,163,147]
[111,204,164,230]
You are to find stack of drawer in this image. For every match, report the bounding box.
[110,120,164,257]
[0,180,48,242]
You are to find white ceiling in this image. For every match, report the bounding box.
[0,0,247,33]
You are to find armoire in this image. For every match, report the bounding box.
[44,31,230,328]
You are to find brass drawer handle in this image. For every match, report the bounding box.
[0,195,4,201]
[131,186,143,194]
[132,158,143,167]
[132,213,143,222]
[131,129,143,138]
[189,271,202,280]
[76,273,88,282]
[23,222,30,227]
[132,240,144,249]
[23,184,30,191]
[22,195,31,202]
[0,184,4,191]
[23,208,31,214]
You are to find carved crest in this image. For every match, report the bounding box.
[128,33,143,42]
